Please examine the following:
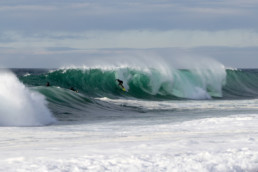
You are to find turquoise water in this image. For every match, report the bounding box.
[8,67,258,123]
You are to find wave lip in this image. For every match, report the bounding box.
[0,71,56,126]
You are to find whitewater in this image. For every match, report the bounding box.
[1,59,258,171]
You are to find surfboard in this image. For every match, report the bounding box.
[119,85,127,92]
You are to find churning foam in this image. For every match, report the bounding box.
[0,70,55,126]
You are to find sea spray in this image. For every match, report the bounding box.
[0,70,55,126]
[114,65,226,99]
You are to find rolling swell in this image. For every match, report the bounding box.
[32,86,139,122]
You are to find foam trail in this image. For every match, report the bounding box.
[0,70,56,126]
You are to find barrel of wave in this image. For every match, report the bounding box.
[0,70,56,126]
[114,62,226,99]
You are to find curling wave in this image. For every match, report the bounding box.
[18,66,258,100]
[19,65,226,100]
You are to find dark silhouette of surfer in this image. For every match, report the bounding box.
[70,87,78,93]
[46,82,50,87]
[116,79,125,89]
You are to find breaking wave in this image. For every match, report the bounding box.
[16,62,258,101]
[0,70,56,126]
[19,65,227,100]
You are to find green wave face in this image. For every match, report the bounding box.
[223,69,258,99]
[19,66,230,100]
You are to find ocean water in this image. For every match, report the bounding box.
[0,64,258,171]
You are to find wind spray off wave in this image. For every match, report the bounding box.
[0,70,55,126]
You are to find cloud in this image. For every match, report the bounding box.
[46,47,79,52]
[0,5,56,11]
[0,0,257,68]
[0,0,257,32]
[1,46,258,68]
[1,30,258,50]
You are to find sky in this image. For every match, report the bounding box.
[0,0,258,68]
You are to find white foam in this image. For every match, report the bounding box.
[0,70,56,126]
[0,114,257,171]
[97,97,258,111]
[23,73,31,77]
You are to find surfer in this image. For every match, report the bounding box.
[116,79,125,89]
[46,82,50,87]
[70,87,78,93]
